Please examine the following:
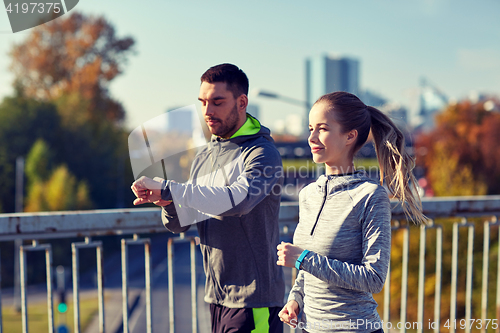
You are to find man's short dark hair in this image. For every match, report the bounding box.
[201,63,249,99]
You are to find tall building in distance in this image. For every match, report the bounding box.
[166,106,193,134]
[304,54,359,137]
[165,105,206,146]
[305,54,360,108]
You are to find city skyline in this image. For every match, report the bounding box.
[306,54,360,108]
[1,1,499,133]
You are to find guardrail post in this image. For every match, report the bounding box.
[20,240,54,333]
[383,220,399,327]
[383,257,391,325]
[190,238,198,333]
[481,216,500,333]
[450,218,474,333]
[384,221,409,333]
[391,221,409,333]
[72,237,105,333]
[417,220,442,333]
[121,234,152,333]
[497,219,500,333]
[417,223,426,333]
[435,223,443,333]
[0,248,2,333]
[121,238,129,333]
[167,237,175,333]
[167,236,199,333]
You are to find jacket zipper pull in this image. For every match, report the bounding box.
[310,178,328,236]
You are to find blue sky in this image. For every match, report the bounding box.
[1,0,499,131]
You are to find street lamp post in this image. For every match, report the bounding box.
[254,89,325,180]
[253,89,310,138]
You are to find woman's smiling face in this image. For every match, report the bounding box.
[308,102,357,174]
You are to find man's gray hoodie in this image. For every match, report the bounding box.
[161,115,285,308]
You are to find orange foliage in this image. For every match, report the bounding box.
[416,98,500,195]
[10,12,135,123]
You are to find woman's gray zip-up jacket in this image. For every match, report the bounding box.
[160,121,285,308]
[288,171,391,332]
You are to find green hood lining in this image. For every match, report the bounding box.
[230,114,261,138]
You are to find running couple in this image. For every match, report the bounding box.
[131,63,425,333]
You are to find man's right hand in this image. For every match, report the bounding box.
[278,300,299,328]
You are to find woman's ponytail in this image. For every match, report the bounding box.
[315,91,426,224]
[368,106,427,224]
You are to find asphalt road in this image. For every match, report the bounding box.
[81,232,211,333]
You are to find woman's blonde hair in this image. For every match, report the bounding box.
[315,92,426,224]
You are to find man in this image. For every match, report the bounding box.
[131,63,285,333]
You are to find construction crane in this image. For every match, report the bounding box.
[419,77,449,117]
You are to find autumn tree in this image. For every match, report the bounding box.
[416,97,500,196]
[10,12,135,124]
[0,12,136,212]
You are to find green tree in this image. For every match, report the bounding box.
[0,88,133,213]
[25,164,92,212]
[24,139,93,212]
[0,88,62,212]
[55,118,132,209]
[25,139,53,186]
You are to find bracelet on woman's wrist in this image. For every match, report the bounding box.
[295,250,310,270]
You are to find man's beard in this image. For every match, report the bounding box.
[208,103,240,138]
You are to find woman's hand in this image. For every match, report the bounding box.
[277,242,304,268]
[278,300,300,328]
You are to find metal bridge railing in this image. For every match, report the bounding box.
[0,196,500,332]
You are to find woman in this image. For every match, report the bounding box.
[277,92,426,333]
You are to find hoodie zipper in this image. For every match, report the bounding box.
[205,139,222,302]
[203,141,217,245]
[310,178,328,236]
[209,140,220,183]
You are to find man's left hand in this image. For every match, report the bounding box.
[277,242,304,268]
